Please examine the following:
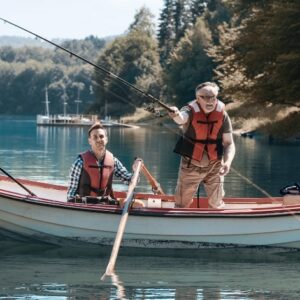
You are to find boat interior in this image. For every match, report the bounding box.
[1,175,299,210]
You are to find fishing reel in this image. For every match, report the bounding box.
[144,102,164,117]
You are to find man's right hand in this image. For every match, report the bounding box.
[168,106,180,119]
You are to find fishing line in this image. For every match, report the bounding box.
[0,17,282,201]
[230,168,274,199]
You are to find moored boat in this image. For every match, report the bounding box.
[36,87,138,128]
[36,87,100,126]
[36,113,99,126]
[1,175,300,250]
[36,114,139,128]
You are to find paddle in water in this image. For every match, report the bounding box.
[101,159,142,280]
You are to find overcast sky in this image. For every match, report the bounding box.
[0,0,164,39]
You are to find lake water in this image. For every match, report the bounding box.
[1,116,300,299]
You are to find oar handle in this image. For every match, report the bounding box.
[101,160,142,279]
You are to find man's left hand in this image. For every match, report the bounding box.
[219,161,230,176]
[132,157,143,172]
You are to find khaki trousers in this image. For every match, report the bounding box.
[175,158,225,208]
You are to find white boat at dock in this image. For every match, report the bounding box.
[36,114,139,128]
[36,113,99,126]
[36,88,138,128]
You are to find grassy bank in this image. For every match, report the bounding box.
[121,102,300,141]
[227,102,300,140]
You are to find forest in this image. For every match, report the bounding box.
[0,0,299,136]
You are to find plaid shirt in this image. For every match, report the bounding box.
[67,152,132,199]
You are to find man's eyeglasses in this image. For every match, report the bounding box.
[198,95,217,102]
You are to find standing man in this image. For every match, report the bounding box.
[67,122,142,203]
[169,82,235,209]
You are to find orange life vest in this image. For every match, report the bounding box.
[174,100,225,161]
[78,150,114,197]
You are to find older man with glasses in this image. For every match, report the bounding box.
[169,82,235,209]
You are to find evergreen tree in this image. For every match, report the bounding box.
[158,0,176,65]
[174,0,192,43]
[128,6,156,37]
[190,0,207,24]
[158,0,224,67]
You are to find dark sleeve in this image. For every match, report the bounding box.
[222,112,233,134]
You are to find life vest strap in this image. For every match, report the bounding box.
[190,138,222,144]
[197,120,218,125]
[88,164,113,169]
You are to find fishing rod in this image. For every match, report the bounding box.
[0,17,174,113]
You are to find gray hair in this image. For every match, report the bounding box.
[195,82,219,95]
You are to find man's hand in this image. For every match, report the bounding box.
[220,132,235,176]
[132,157,143,172]
[219,161,231,176]
[168,106,180,118]
[67,194,81,203]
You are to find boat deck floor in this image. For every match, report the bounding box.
[0,178,286,210]
[0,180,67,202]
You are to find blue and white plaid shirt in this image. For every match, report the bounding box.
[67,151,132,199]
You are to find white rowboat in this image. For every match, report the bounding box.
[1,175,300,249]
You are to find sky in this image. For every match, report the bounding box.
[0,0,164,39]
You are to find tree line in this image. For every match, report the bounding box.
[0,0,299,118]
[0,36,106,114]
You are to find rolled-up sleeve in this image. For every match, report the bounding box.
[173,108,190,125]
[114,157,132,184]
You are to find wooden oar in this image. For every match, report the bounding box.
[141,164,165,195]
[0,167,36,197]
[101,160,142,280]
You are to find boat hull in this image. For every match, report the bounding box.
[1,189,300,249]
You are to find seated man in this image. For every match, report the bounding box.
[67,122,143,207]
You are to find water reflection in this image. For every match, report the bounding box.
[1,243,300,300]
[36,126,88,184]
[111,273,127,299]
[228,135,300,197]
